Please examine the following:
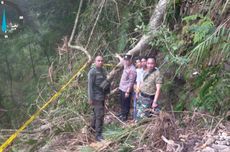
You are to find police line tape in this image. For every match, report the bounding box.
[0,62,88,152]
[104,63,114,67]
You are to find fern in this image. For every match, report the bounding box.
[182,14,200,23]
[187,18,230,65]
[192,18,214,44]
[190,65,230,114]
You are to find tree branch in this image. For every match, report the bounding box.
[85,0,106,49]
[68,0,92,63]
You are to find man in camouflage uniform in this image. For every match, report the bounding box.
[136,57,163,119]
[88,56,108,141]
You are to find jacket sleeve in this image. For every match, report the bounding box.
[155,70,163,84]
[88,69,95,101]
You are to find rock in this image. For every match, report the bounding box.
[223,62,230,71]
[202,146,215,152]
[220,147,230,152]
[222,132,228,137]
[214,135,219,139]
[215,140,228,145]
[81,125,87,134]
[219,136,226,141]
[212,144,230,151]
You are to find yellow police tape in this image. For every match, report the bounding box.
[104,63,114,67]
[0,62,88,152]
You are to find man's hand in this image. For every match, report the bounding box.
[105,96,108,101]
[89,100,93,105]
[152,102,158,109]
[125,92,129,98]
[136,93,139,99]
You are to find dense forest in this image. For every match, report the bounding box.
[0,0,229,151]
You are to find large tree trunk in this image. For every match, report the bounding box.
[107,0,168,81]
[128,0,168,55]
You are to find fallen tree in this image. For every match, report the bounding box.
[107,0,168,81]
[64,0,168,81]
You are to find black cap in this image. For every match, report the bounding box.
[124,54,132,60]
[134,56,141,61]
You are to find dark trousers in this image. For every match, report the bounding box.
[119,90,132,119]
[91,100,104,136]
[133,91,137,120]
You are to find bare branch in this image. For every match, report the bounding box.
[85,0,106,49]
[68,0,92,62]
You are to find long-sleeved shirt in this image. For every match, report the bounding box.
[136,68,144,86]
[119,64,137,92]
[88,67,107,101]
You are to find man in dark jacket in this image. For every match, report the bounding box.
[88,56,108,141]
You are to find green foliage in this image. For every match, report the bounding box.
[183,15,214,44]
[149,26,188,65]
[79,146,95,152]
[152,12,229,114]
[175,101,186,111]
[212,72,230,114]
[164,13,230,113]
[188,66,229,114]
[193,66,219,88]
[117,144,133,152]
[1,1,229,151]
[184,16,229,65]
[104,123,127,140]
[117,8,129,52]
[194,21,213,44]
[0,0,79,128]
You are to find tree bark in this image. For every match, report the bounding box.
[107,0,168,80]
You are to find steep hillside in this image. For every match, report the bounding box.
[0,0,229,151]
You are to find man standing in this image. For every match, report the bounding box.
[136,56,148,96]
[136,57,163,119]
[117,54,137,121]
[88,56,108,141]
[133,57,142,120]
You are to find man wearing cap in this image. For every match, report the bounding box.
[136,57,163,119]
[116,53,137,121]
